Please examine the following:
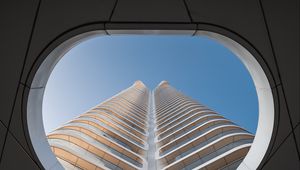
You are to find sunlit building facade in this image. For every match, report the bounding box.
[47,81,253,170]
[154,81,253,170]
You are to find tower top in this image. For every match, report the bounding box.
[133,80,147,88]
[157,80,169,88]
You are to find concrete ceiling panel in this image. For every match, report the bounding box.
[260,0,300,127]
[0,0,39,126]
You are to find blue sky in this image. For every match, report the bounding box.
[43,35,258,134]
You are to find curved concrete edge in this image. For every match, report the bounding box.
[27,31,107,170]
[30,30,107,89]
[27,88,63,170]
[240,88,274,170]
[106,30,195,35]
[195,31,274,170]
[26,29,274,170]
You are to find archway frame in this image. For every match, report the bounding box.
[25,24,275,170]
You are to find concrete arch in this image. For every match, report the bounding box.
[1,1,298,169]
[22,25,276,169]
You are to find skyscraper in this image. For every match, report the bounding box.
[47,81,253,170]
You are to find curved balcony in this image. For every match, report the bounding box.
[157,113,220,139]
[159,125,244,157]
[48,129,144,168]
[162,134,253,170]
[69,117,148,150]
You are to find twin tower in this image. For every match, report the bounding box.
[47,81,254,170]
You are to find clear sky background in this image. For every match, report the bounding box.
[43,35,258,134]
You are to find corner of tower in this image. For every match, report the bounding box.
[133,80,147,89]
[157,80,169,88]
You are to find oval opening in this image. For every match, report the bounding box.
[27,30,273,170]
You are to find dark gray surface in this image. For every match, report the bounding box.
[0,0,299,169]
[0,0,39,126]
[0,122,7,156]
[261,0,300,127]
[261,134,300,169]
[295,125,300,154]
[0,133,40,170]
[266,87,294,157]
[7,85,35,158]
[111,0,191,22]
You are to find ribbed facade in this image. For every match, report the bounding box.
[47,81,149,170]
[154,81,254,170]
[47,80,253,170]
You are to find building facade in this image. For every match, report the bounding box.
[47,81,253,170]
